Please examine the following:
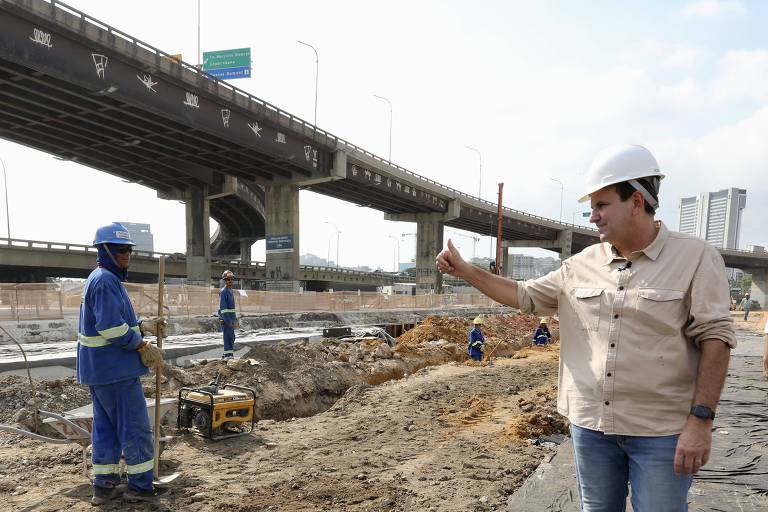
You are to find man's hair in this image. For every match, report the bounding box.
[614,179,657,215]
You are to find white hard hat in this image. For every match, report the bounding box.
[222,270,235,279]
[579,145,665,209]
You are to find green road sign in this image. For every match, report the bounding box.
[202,48,250,71]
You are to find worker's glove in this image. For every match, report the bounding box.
[138,341,164,368]
[139,317,166,338]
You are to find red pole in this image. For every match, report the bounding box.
[495,183,504,275]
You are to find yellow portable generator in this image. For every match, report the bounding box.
[177,380,256,440]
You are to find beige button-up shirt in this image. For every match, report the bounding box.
[517,221,736,436]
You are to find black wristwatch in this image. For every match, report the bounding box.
[690,405,715,420]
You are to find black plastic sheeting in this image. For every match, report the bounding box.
[688,332,768,511]
[508,329,768,512]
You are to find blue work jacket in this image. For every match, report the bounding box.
[468,327,485,348]
[218,287,237,324]
[76,267,146,385]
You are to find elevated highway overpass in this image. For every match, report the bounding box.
[0,237,423,290]
[1,0,766,298]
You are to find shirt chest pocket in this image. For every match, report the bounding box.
[572,287,603,331]
[636,288,686,335]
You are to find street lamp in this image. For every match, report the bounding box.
[297,40,319,126]
[465,146,482,199]
[324,221,340,268]
[0,157,10,239]
[373,94,393,161]
[388,235,400,272]
[549,177,563,223]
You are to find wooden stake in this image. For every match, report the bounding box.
[153,256,165,478]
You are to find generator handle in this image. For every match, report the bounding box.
[223,384,258,433]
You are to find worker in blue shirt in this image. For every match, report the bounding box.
[218,270,238,359]
[77,223,166,505]
[533,317,552,345]
[468,316,485,361]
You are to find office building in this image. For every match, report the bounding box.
[677,188,746,249]
[120,222,154,252]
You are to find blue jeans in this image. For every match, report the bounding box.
[571,425,692,512]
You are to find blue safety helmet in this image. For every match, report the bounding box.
[93,222,136,246]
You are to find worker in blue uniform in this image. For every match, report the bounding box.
[218,270,238,359]
[533,317,552,345]
[77,222,166,505]
[468,316,485,361]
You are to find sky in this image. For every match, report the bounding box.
[2,0,768,271]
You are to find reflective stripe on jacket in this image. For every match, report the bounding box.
[218,287,237,322]
[76,267,147,385]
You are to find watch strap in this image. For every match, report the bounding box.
[690,404,715,420]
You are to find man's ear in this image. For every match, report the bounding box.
[631,190,645,215]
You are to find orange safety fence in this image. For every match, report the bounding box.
[0,282,503,322]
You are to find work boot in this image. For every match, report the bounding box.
[123,485,168,503]
[91,485,121,506]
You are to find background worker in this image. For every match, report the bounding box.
[218,270,238,359]
[740,293,751,321]
[77,223,166,505]
[533,318,552,345]
[437,145,735,511]
[468,316,485,361]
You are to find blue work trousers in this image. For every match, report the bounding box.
[90,378,154,491]
[221,322,235,357]
[468,346,483,361]
[571,424,692,512]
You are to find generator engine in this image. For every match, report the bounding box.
[178,382,256,440]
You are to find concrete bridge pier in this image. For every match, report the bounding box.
[749,268,767,309]
[501,245,510,277]
[503,229,574,268]
[184,185,211,285]
[240,241,252,263]
[264,184,301,292]
[386,200,460,293]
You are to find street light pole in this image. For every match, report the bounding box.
[373,94,393,161]
[549,177,563,223]
[324,221,340,268]
[0,157,9,239]
[388,235,400,272]
[465,146,482,199]
[297,40,319,126]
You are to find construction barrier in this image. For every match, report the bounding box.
[0,282,502,322]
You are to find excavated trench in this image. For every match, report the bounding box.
[2,313,551,439]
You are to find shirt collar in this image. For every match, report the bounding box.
[601,220,668,265]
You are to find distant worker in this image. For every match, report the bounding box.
[741,293,751,321]
[218,270,238,359]
[77,223,166,505]
[437,145,735,510]
[533,317,552,345]
[468,316,485,361]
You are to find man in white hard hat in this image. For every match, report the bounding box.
[218,270,238,359]
[468,316,485,361]
[437,145,735,511]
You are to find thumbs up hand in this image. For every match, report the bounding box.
[436,239,468,277]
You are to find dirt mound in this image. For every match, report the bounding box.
[395,314,559,368]
[0,375,91,433]
[501,385,570,443]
